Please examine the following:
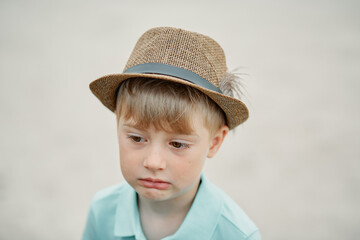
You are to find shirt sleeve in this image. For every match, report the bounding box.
[246,230,261,240]
[82,203,97,240]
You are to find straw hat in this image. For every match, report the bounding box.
[89,27,249,129]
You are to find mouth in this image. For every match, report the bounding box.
[138,178,171,190]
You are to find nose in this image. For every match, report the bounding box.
[143,144,166,171]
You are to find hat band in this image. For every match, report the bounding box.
[123,63,222,93]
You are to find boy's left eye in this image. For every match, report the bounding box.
[169,141,189,149]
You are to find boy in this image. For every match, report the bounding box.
[83,27,260,240]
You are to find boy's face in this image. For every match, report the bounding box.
[116,111,228,202]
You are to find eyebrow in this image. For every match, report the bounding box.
[122,123,146,131]
[174,133,200,141]
[122,123,199,138]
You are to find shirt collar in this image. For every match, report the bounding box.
[114,182,146,239]
[164,174,223,239]
[113,174,223,239]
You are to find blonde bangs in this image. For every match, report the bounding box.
[115,78,226,136]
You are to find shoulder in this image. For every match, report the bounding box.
[204,180,261,240]
[89,182,129,215]
[83,183,131,240]
[92,183,127,202]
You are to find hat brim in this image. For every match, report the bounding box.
[89,73,249,129]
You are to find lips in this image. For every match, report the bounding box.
[138,178,170,190]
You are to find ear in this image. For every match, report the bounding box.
[207,125,229,158]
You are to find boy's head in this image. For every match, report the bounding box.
[89,27,249,201]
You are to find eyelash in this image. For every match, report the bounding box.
[169,141,189,149]
[128,135,145,143]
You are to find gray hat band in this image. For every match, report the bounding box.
[123,63,222,94]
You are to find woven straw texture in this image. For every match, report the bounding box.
[125,27,226,88]
[89,27,249,129]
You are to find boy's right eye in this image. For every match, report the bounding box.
[128,135,145,143]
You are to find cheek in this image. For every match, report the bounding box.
[172,152,206,180]
[119,146,138,177]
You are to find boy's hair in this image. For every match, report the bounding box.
[115,77,226,136]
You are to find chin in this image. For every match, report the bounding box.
[137,188,172,201]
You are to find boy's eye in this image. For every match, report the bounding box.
[128,135,145,143]
[170,141,189,149]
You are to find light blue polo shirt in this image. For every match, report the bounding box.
[82,175,261,240]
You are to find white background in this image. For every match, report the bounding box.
[0,0,359,239]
